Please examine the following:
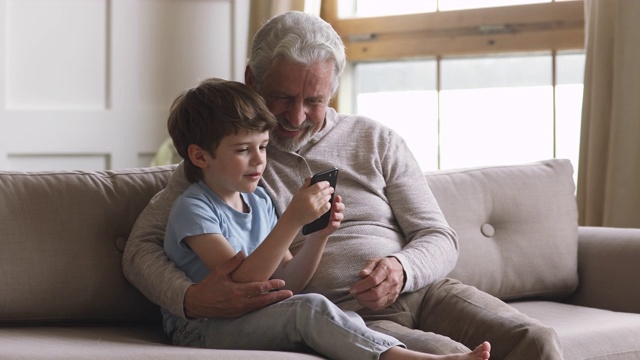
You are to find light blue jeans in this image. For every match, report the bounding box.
[171,293,403,360]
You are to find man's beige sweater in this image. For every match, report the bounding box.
[123,108,459,318]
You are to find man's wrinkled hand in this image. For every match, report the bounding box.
[349,257,404,311]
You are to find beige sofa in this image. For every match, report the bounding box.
[1,159,639,359]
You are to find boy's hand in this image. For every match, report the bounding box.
[310,195,344,238]
[283,177,335,227]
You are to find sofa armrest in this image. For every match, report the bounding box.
[565,226,640,313]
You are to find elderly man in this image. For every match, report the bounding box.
[123,11,563,360]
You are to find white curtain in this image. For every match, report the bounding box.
[577,0,640,227]
[151,0,320,166]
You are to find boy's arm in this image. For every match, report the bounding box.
[229,212,305,282]
[273,195,344,294]
[187,186,340,293]
[187,230,326,295]
[124,163,291,319]
[272,234,328,294]
[185,214,299,284]
[186,195,323,284]
[229,180,335,284]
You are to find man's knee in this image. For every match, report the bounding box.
[520,323,563,358]
[530,323,559,342]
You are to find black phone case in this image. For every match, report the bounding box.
[302,168,339,235]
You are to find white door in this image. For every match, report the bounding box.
[0,0,249,171]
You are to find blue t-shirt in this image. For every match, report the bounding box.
[162,181,278,333]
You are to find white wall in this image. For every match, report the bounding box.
[0,0,249,171]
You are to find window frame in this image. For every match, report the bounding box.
[320,0,586,171]
[320,0,585,60]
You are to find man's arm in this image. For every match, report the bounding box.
[350,130,459,311]
[384,142,459,292]
[122,163,194,318]
[122,163,291,319]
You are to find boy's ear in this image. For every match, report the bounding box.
[187,144,209,169]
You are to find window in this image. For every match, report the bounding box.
[355,51,585,171]
[322,0,585,176]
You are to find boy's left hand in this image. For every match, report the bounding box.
[310,194,344,238]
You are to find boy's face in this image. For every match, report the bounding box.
[199,130,269,202]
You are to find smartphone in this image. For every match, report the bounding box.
[302,168,339,235]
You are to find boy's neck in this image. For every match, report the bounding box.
[222,192,247,213]
[201,180,247,213]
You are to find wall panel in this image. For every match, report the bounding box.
[5,0,107,110]
[0,0,247,171]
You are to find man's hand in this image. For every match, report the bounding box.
[184,251,293,319]
[349,257,404,311]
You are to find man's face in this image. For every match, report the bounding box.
[249,59,334,152]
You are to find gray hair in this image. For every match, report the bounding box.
[247,11,346,96]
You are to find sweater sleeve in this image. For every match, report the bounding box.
[382,131,459,292]
[122,162,192,319]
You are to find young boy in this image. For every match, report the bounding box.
[162,78,490,360]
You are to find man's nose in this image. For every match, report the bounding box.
[286,99,306,127]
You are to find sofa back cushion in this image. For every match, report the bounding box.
[425,159,579,301]
[0,166,174,324]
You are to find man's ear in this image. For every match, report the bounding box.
[188,144,209,169]
[244,65,255,90]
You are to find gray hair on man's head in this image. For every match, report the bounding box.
[247,11,346,97]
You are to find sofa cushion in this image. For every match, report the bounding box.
[510,301,640,360]
[0,325,325,359]
[425,159,579,301]
[0,166,175,323]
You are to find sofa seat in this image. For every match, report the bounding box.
[511,301,640,360]
[0,325,324,360]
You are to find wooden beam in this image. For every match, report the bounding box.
[322,1,585,60]
[333,2,583,35]
[320,0,338,24]
[346,28,584,61]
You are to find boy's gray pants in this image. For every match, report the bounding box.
[171,293,402,360]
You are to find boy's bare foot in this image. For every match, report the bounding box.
[381,341,491,360]
[466,341,491,360]
[424,341,490,360]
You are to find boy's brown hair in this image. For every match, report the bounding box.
[167,78,277,183]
